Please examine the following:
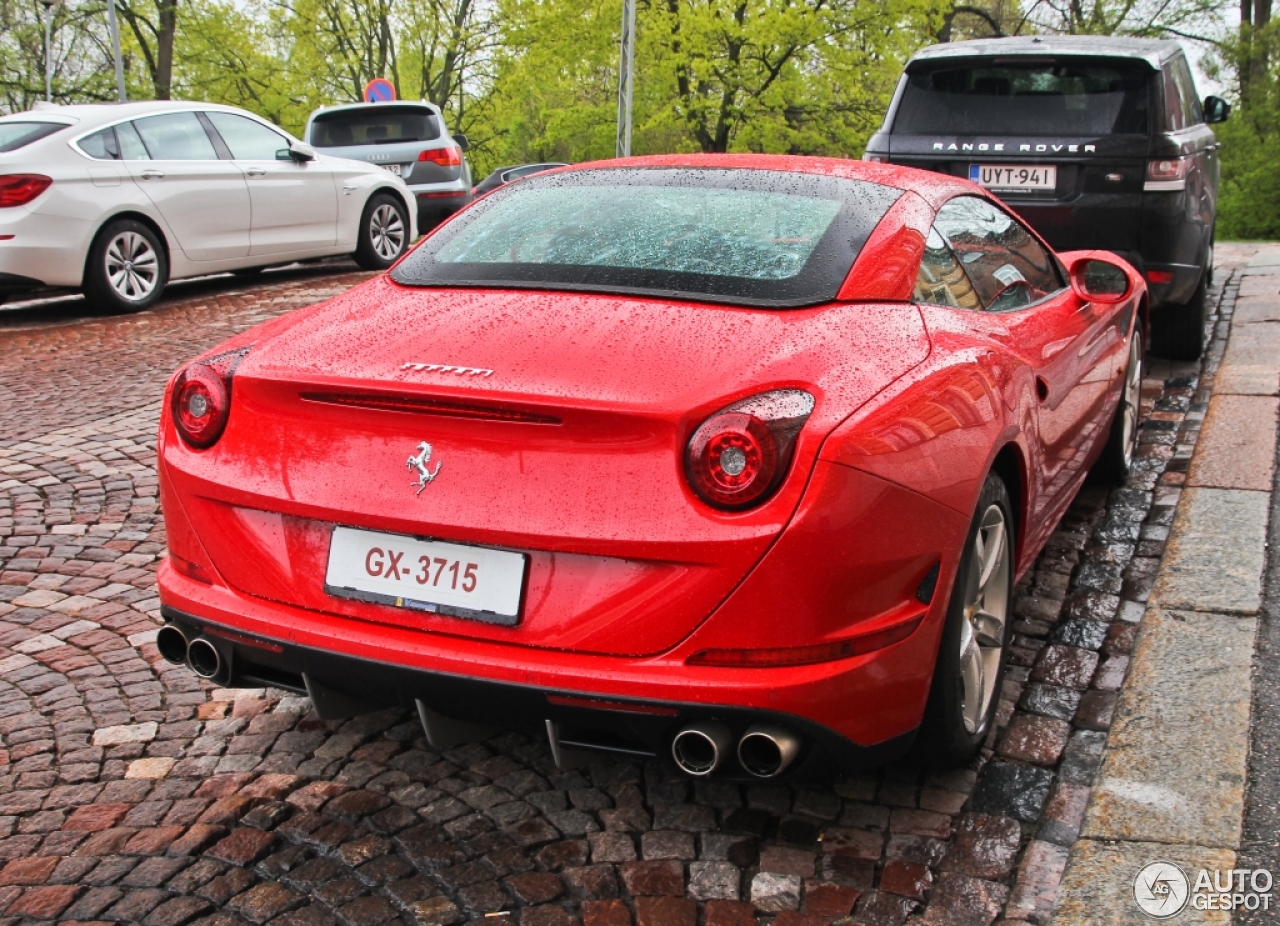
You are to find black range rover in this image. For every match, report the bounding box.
[865,36,1230,359]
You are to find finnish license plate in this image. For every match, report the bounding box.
[381,164,401,176]
[970,164,1057,191]
[325,526,526,626]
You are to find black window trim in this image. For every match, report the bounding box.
[194,111,236,161]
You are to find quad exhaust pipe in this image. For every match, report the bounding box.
[186,636,223,680]
[157,622,226,681]
[671,720,803,778]
[671,721,734,776]
[156,623,190,665]
[737,723,802,779]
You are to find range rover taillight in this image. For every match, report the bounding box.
[685,390,815,511]
[171,348,250,449]
[1147,157,1190,182]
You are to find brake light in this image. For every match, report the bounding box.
[1147,157,1189,182]
[686,390,815,510]
[0,174,52,207]
[171,348,250,448]
[1147,269,1174,284]
[419,146,462,167]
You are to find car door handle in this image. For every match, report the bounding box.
[246,167,267,177]
[140,169,165,180]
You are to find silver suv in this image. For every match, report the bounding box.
[305,101,472,235]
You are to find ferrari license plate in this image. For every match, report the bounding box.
[325,526,526,625]
[970,164,1057,190]
[381,164,401,176]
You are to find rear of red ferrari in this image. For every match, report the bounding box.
[157,159,974,777]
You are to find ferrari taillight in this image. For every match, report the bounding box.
[685,389,815,511]
[0,174,52,207]
[419,146,462,167]
[171,348,250,449]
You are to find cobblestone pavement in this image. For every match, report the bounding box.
[0,261,1231,926]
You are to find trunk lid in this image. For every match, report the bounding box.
[169,276,931,656]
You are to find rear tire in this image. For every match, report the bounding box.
[917,473,1015,768]
[1091,326,1144,485]
[1150,271,1207,361]
[83,219,168,313]
[354,194,409,270]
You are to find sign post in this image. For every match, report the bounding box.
[364,78,396,103]
[106,0,126,101]
[616,0,635,158]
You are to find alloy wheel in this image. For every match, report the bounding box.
[958,503,1010,734]
[1120,335,1143,470]
[369,204,405,262]
[104,231,160,302]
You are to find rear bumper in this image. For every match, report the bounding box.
[158,598,918,775]
[0,272,48,301]
[411,189,471,231]
[0,208,93,289]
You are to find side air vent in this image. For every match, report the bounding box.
[301,392,562,425]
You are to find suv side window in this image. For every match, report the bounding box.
[933,197,1065,311]
[1171,57,1203,125]
[1162,62,1189,131]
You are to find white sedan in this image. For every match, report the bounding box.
[0,100,417,311]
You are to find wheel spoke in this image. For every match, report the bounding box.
[976,518,1005,591]
[972,608,1004,647]
[959,628,985,734]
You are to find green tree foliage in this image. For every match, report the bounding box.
[0,0,123,108]
[475,0,937,173]
[1216,19,1280,239]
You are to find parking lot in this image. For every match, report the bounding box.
[0,253,1244,926]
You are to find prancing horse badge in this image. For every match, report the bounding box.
[406,442,443,495]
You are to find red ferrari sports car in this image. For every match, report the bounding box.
[156,155,1146,778]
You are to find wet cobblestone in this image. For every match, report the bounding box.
[0,266,1232,925]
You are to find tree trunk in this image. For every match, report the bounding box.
[155,0,176,99]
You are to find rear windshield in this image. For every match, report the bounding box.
[391,168,902,308]
[309,106,440,147]
[894,59,1153,136]
[0,121,68,152]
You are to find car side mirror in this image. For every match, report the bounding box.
[286,141,317,162]
[452,134,470,152]
[1204,95,1231,124]
[1070,256,1132,304]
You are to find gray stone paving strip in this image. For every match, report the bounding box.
[1052,256,1280,925]
[1186,395,1279,491]
[1052,841,1236,926]
[1148,487,1270,614]
[1213,324,1280,395]
[1081,609,1257,847]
